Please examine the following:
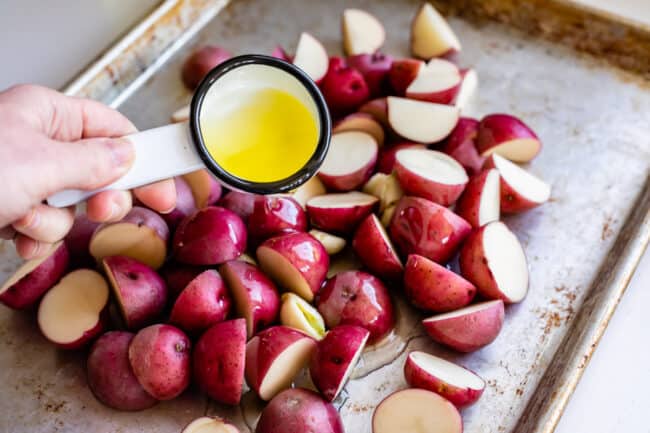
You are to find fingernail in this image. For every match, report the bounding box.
[107,201,122,221]
[108,138,135,170]
[158,204,177,215]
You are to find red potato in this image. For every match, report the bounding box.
[372,388,462,433]
[256,232,329,302]
[271,45,291,62]
[389,196,471,264]
[128,324,191,400]
[320,57,370,117]
[306,192,378,234]
[220,260,280,337]
[460,221,529,303]
[347,52,393,97]
[454,68,478,112]
[310,325,369,401]
[160,263,205,299]
[395,148,468,206]
[352,214,403,281]
[65,214,99,268]
[376,142,425,174]
[410,3,461,59]
[37,269,109,349]
[406,58,462,104]
[182,45,233,90]
[477,113,541,162]
[388,97,460,143]
[218,190,256,222]
[247,195,307,243]
[173,206,247,265]
[169,270,231,334]
[0,241,69,309]
[455,169,501,228]
[255,388,344,433]
[286,176,326,209]
[359,97,389,128]
[162,177,198,230]
[245,326,316,400]
[182,169,222,208]
[193,319,246,405]
[318,131,378,191]
[439,117,484,176]
[486,154,551,213]
[87,331,158,411]
[404,254,476,312]
[279,292,326,339]
[317,270,395,344]
[90,207,169,269]
[182,417,240,433]
[292,32,329,84]
[422,300,505,352]
[332,112,385,146]
[404,351,485,407]
[381,204,396,227]
[388,58,424,96]
[308,230,346,255]
[103,256,167,330]
[362,173,404,212]
[342,8,386,55]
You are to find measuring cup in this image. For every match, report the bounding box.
[47,55,331,208]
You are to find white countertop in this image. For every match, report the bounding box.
[0,1,647,432]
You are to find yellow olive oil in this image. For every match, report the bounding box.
[200,87,318,183]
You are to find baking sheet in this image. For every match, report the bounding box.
[1,0,649,432]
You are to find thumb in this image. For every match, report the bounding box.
[47,136,135,192]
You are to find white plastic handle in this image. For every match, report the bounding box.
[47,122,205,208]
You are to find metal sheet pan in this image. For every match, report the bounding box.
[1,1,648,432]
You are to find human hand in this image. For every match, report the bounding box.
[0,84,176,259]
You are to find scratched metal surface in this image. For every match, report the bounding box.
[1,0,649,432]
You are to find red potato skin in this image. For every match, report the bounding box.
[87,331,158,411]
[173,206,247,265]
[317,271,395,344]
[359,97,389,128]
[455,169,495,228]
[320,57,370,118]
[193,319,246,405]
[160,263,205,299]
[476,113,541,159]
[422,301,505,352]
[404,254,476,312]
[119,206,170,241]
[377,142,425,174]
[128,324,191,400]
[169,270,231,334]
[257,232,329,299]
[388,58,423,96]
[255,388,344,433]
[310,325,369,401]
[54,309,110,350]
[318,153,378,192]
[439,117,485,176]
[307,200,378,234]
[220,260,280,336]
[352,214,403,281]
[182,45,233,90]
[0,242,69,309]
[218,191,257,223]
[271,45,291,61]
[247,195,307,243]
[403,355,484,407]
[483,156,544,213]
[162,177,198,230]
[347,52,393,97]
[183,170,223,208]
[65,214,99,268]
[245,326,316,398]
[394,157,467,207]
[103,256,168,330]
[389,196,471,264]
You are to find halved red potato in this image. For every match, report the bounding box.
[394,148,468,206]
[89,207,169,269]
[271,45,291,61]
[454,68,478,112]
[459,221,528,303]
[347,53,393,98]
[218,190,256,222]
[163,177,198,230]
[308,230,347,255]
[376,142,425,174]
[388,97,459,143]
[286,176,326,209]
[380,204,396,227]
[182,169,222,208]
[65,214,99,268]
[293,32,329,83]
[37,269,109,349]
[342,8,386,55]
[359,97,389,127]
[388,58,424,96]
[422,299,505,352]
[247,195,307,243]
[477,114,541,162]
[280,292,326,339]
[245,325,316,401]
[404,254,475,312]
[160,263,204,299]
[362,173,404,212]
[333,112,385,146]
[318,131,378,191]
[372,388,462,433]
[389,196,471,264]
[404,351,485,407]
[455,169,500,228]
[181,417,240,433]
[306,192,378,234]
[439,117,484,176]
[410,2,461,59]
[256,232,329,302]
[486,154,551,213]
[0,241,69,309]
[406,58,461,104]
[352,214,403,281]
